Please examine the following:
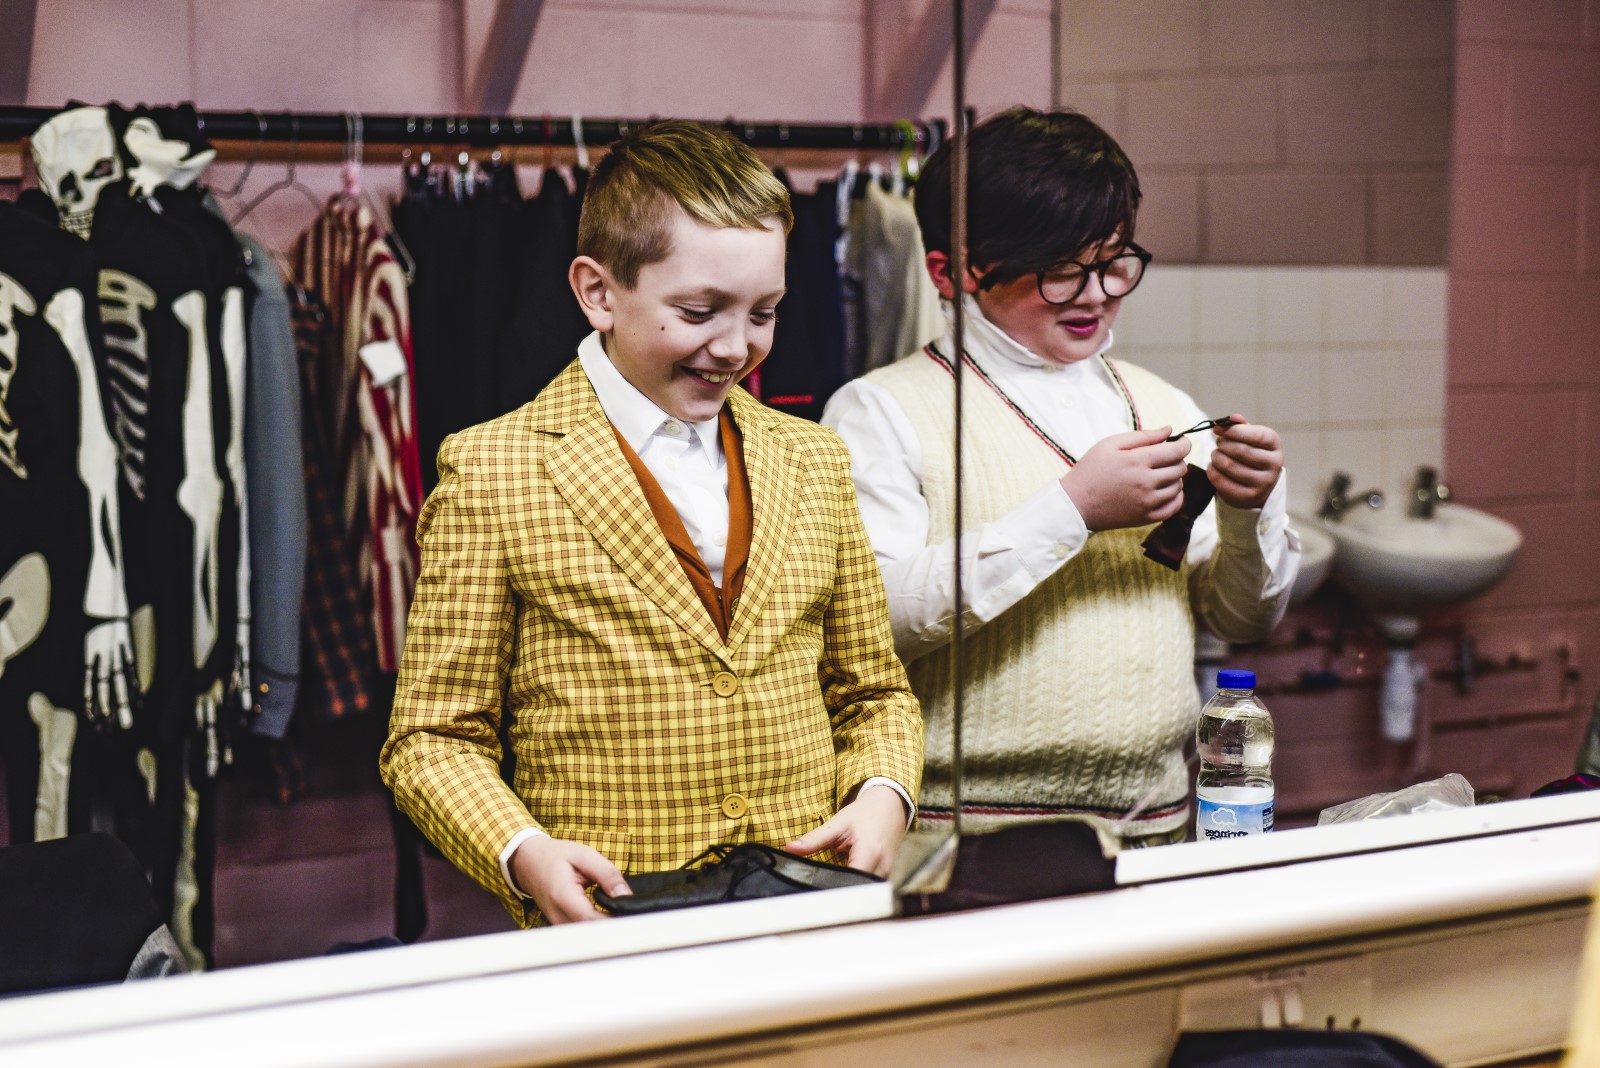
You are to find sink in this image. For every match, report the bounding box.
[1322,502,1522,639]
[1289,513,1336,605]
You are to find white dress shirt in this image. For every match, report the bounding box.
[581,331,733,581]
[501,333,909,897]
[821,298,1302,663]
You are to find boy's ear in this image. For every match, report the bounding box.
[925,250,980,300]
[569,256,618,333]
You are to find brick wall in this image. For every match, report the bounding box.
[1056,0,1454,266]
[1440,0,1600,775]
[1207,0,1600,820]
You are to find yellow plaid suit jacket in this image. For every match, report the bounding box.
[380,360,924,924]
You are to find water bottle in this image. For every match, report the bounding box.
[1195,669,1275,841]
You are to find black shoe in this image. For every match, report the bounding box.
[594,843,881,915]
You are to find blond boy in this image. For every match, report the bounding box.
[381,121,923,925]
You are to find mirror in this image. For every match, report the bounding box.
[10,0,1583,1030]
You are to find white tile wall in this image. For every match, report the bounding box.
[1322,270,1389,345]
[1194,268,1262,346]
[1113,264,1448,514]
[1321,348,1389,423]
[1258,270,1323,345]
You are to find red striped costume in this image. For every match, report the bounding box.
[292,200,421,673]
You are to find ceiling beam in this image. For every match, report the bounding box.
[462,0,547,115]
[866,0,999,121]
[0,0,40,106]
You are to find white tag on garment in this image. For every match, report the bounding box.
[358,339,407,387]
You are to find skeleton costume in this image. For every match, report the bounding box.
[117,104,253,742]
[24,105,241,969]
[27,110,211,754]
[0,199,134,847]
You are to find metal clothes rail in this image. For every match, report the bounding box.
[0,105,944,153]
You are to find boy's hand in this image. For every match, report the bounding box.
[1206,415,1283,510]
[783,785,908,877]
[1059,427,1191,532]
[510,836,631,924]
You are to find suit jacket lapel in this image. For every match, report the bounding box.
[539,363,728,656]
[726,390,796,651]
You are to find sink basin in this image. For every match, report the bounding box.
[1322,502,1522,636]
[1289,513,1336,605]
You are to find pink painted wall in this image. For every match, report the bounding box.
[20,0,1055,253]
[1442,0,1600,788]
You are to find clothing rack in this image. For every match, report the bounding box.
[0,105,944,153]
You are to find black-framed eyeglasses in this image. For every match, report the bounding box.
[1037,243,1152,305]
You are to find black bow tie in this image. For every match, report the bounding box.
[1142,464,1215,571]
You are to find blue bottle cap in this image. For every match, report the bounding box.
[1216,669,1256,689]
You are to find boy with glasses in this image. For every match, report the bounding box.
[822,107,1300,847]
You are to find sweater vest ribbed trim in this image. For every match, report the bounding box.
[869,349,1200,840]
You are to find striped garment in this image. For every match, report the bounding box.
[291,200,421,673]
[289,294,373,721]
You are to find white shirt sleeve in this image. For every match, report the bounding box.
[1187,475,1302,644]
[858,776,916,829]
[499,826,549,899]
[822,379,1090,664]
[1173,386,1301,643]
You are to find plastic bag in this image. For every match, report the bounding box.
[1317,773,1475,825]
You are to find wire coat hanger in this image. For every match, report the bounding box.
[572,114,589,170]
[211,109,265,199]
[342,112,415,281]
[229,113,324,226]
[894,119,920,196]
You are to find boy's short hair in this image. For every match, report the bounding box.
[577,119,794,289]
[915,107,1141,290]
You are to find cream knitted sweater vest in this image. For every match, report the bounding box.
[870,349,1200,839]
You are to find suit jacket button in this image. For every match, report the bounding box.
[712,671,738,697]
[721,793,749,819]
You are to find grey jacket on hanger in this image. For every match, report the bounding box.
[227,217,307,739]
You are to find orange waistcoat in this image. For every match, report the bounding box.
[610,409,752,641]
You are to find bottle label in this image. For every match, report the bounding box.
[1196,785,1274,840]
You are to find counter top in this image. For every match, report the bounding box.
[4,793,1598,1066]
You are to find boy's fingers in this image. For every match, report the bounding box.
[786,818,843,856]
[1214,443,1280,477]
[1136,426,1173,447]
[554,887,606,923]
[593,871,632,898]
[571,852,630,898]
[846,840,889,877]
[1217,419,1279,449]
[1105,426,1171,451]
[1152,493,1186,521]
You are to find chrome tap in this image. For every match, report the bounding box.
[1408,465,1451,519]
[1318,471,1385,520]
